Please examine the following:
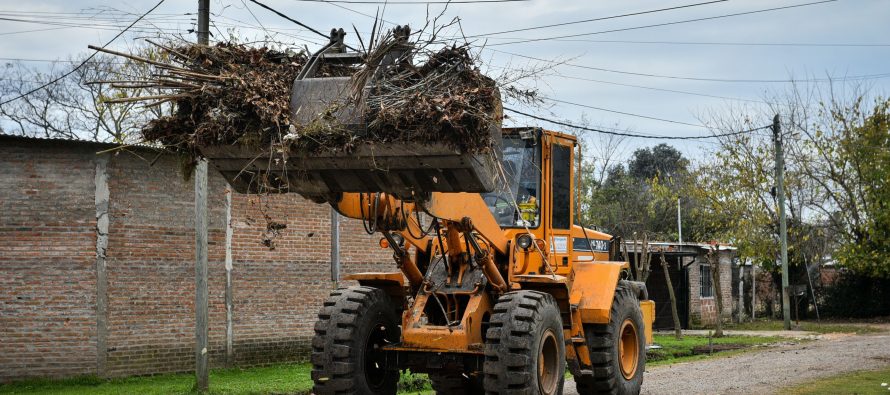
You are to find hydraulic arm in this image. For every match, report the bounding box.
[332,191,509,293]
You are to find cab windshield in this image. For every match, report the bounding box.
[482,135,541,227]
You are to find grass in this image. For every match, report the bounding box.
[784,366,890,395]
[0,335,792,394]
[0,364,433,395]
[726,319,883,335]
[647,334,788,366]
[0,363,315,395]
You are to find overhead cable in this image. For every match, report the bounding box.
[503,38,890,47]
[466,0,727,38]
[504,106,771,140]
[491,49,890,83]
[489,0,838,47]
[541,96,715,128]
[247,0,361,51]
[0,0,166,107]
[292,0,528,3]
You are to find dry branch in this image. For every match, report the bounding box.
[93,32,502,162]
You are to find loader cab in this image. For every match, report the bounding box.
[482,128,542,228]
[483,128,610,277]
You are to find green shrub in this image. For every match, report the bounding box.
[821,271,890,318]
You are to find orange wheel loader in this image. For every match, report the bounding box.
[204,28,655,395]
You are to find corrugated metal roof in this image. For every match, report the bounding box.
[626,240,737,251]
[0,131,155,151]
[0,131,112,145]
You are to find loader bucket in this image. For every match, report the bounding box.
[201,76,502,203]
[202,140,500,202]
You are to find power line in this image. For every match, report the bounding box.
[491,48,890,83]
[309,0,398,27]
[0,15,189,35]
[0,0,166,107]
[211,13,325,44]
[292,0,527,3]
[241,0,270,37]
[489,0,838,47]
[0,57,128,64]
[0,10,186,16]
[494,38,890,48]
[467,0,727,38]
[246,0,360,51]
[0,26,71,36]
[550,73,768,104]
[541,96,715,129]
[504,106,771,140]
[0,16,163,30]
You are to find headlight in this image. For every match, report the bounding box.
[379,232,405,249]
[516,234,533,250]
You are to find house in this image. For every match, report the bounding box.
[624,241,736,329]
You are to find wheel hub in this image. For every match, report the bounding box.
[618,318,640,380]
[537,329,560,395]
[365,322,390,389]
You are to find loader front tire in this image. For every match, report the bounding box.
[311,286,401,395]
[573,280,646,395]
[483,290,565,395]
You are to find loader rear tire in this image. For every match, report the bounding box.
[483,290,565,395]
[572,281,646,395]
[311,286,401,395]
[429,371,484,394]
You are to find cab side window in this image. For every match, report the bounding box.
[551,144,572,229]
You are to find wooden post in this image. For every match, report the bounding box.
[708,247,724,337]
[331,208,340,288]
[738,262,745,323]
[194,160,209,392]
[660,251,682,340]
[639,233,650,283]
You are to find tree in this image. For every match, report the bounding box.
[791,97,890,278]
[580,142,691,240]
[659,251,683,340]
[573,119,629,231]
[632,232,652,283]
[628,143,688,181]
[691,81,890,323]
[0,45,171,143]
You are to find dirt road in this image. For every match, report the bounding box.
[565,328,890,394]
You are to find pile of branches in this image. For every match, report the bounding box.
[352,36,501,153]
[95,41,331,155]
[97,34,501,157]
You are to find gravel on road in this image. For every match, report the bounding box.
[565,329,890,395]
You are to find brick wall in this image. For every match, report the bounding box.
[0,140,98,380]
[227,193,391,366]
[687,250,734,326]
[103,153,229,377]
[0,136,392,381]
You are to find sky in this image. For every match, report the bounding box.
[1,0,889,162]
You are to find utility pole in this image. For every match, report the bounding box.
[677,197,683,244]
[773,114,791,330]
[751,264,756,321]
[195,0,210,392]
